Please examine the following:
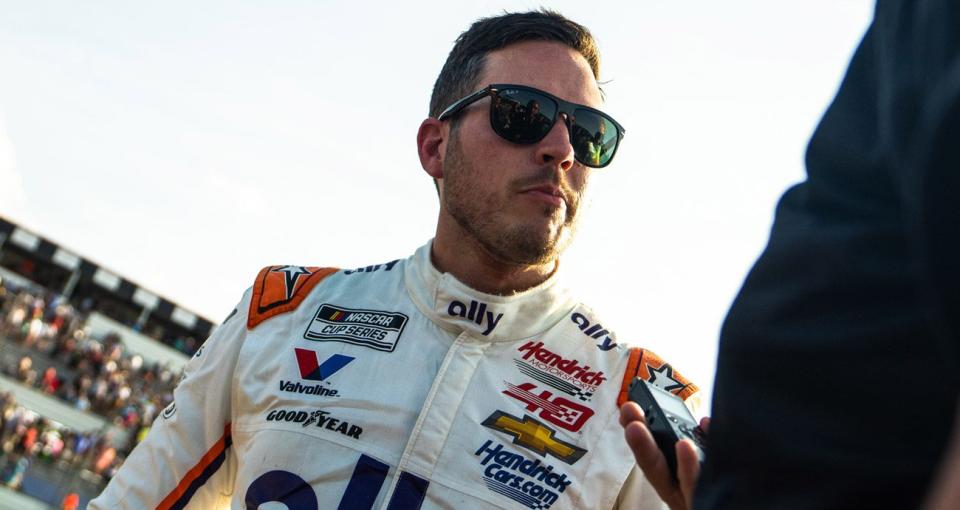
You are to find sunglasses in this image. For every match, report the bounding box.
[437,83,625,168]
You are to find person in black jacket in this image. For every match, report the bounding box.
[622,1,960,508]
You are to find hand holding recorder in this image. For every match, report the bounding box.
[620,378,710,510]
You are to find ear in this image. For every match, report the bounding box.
[417,117,446,181]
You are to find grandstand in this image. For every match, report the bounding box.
[0,215,216,509]
[0,216,214,354]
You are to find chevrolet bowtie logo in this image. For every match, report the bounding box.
[481,411,587,465]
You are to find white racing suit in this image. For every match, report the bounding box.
[90,241,700,509]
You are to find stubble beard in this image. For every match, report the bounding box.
[442,134,580,266]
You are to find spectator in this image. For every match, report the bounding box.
[40,367,60,394]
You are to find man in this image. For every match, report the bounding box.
[91,10,699,509]
[622,1,960,509]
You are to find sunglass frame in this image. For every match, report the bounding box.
[437,83,626,168]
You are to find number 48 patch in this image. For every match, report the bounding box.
[502,381,595,432]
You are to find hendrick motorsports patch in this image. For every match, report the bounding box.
[304,304,408,352]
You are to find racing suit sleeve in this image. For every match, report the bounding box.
[89,289,251,510]
[614,391,700,510]
[614,466,669,509]
[614,347,702,509]
[613,389,702,510]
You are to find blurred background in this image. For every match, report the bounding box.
[0,1,873,507]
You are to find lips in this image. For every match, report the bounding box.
[525,185,562,197]
[519,184,566,207]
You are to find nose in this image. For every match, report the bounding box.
[534,113,576,171]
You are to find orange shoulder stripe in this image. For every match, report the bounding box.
[157,423,232,510]
[617,348,644,406]
[617,347,699,406]
[247,265,338,330]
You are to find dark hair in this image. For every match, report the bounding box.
[429,10,601,119]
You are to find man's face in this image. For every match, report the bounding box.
[441,40,603,266]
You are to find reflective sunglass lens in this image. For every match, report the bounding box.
[491,89,556,144]
[571,112,619,167]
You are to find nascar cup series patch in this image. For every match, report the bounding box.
[304,304,408,352]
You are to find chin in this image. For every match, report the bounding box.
[491,223,570,266]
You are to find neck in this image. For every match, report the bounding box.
[431,225,558,296]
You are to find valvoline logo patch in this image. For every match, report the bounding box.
[294,348,353,381]
[280,348,352,398]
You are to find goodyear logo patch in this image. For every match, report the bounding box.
[304,304,408,352]
[265,408,363,439]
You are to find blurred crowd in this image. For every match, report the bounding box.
[0,284,180,432]
[0,391,124,490]
[0,278,193,505]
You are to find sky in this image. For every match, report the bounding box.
[0,1,875,412]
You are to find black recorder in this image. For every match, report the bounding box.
[627,378,706,481]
